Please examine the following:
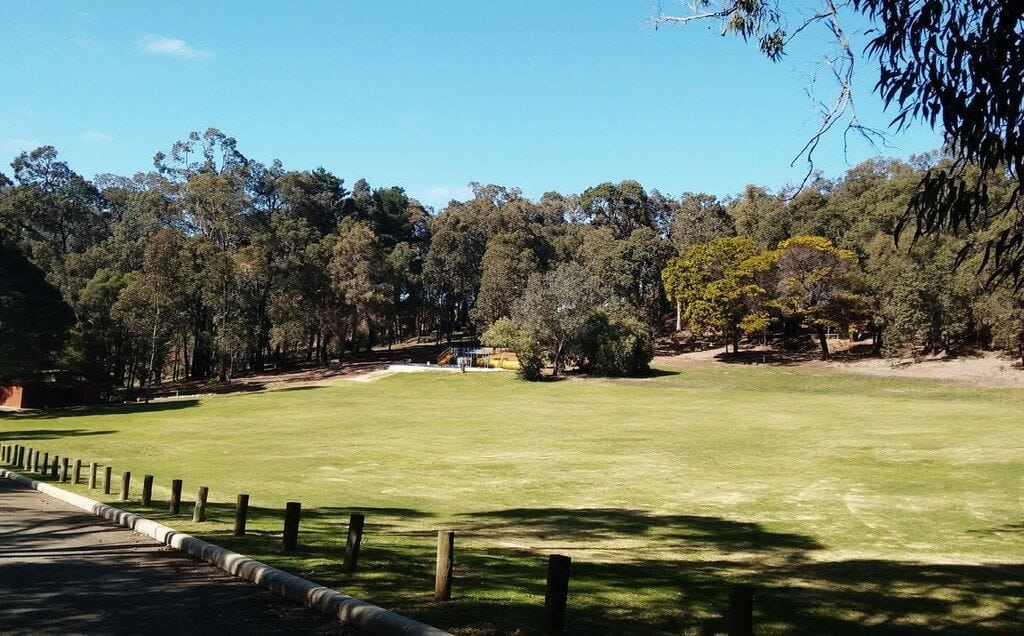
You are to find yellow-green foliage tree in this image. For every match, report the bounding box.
[661,236,773,352]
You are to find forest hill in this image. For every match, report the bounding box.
[1,129,1022,390]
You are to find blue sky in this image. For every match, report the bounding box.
[0,1,942,209]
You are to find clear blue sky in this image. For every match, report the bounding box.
[0,1,942,209]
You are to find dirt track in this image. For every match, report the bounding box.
[0,478,349,634]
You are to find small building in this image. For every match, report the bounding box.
[0,374,101,409]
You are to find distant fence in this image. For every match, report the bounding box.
[0,442,755,635]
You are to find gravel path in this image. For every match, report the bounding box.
[0,478,352,635]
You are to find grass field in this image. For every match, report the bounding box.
[3,363,1024,633]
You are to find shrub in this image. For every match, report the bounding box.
[481,317,544,381]
[579,312,654,377]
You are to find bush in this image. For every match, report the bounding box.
[579,311,654,377]
[481,317,544,381]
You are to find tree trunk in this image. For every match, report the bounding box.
[731,330,740,354]
[146,306,161,393]
[182,336,191,380]
[675,300,681,332]
[816,326,830,360]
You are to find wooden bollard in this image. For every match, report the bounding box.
[19,446,26,468]
[194,486,209,522]
[1,444,7,463]
[41,452,49,475]
[169,479,183,514]
[103,466,112,494]
[89,462,98,489]
[344,513,365,572]
[22,447,30,469]
[51,455,60,479]
[141,475,154,506]
[234,494,249,536]
[72,459,82,484]
[434,530,455,602]
[728,585,753,636]
[59,457,69,482]
[120,471,131,501]
[283,502,301,551]
[544,554,572,635]
[32,450,40,473]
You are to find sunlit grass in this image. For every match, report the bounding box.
[4,364,1023,633]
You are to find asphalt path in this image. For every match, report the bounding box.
[0,478,352,634]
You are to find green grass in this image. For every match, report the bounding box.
[4,364,1024,633]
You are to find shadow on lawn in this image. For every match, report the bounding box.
[61,490,1024,634]
[461,507,821,552]
[4,399,201,420]
[0,428,116,440]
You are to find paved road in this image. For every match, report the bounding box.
[0,478,350,634]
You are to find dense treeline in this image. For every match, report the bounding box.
[1,129,1022,391]
[663,156,1024,364]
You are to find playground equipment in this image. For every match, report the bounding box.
[435,347,520,370]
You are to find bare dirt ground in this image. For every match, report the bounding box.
[656,339,1024,389]
[826,351,1024,388]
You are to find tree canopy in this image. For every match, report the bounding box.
[1,129,1023,391]
[657,1,1024,284]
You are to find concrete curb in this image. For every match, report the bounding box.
[0,469,450,636]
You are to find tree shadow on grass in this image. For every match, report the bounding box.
[3,399,201,420]
[642,367,682,378]
[0,428,117,441]
[460,507,822,552]
[77,498,1023,634]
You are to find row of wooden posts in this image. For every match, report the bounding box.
[0,442,755,635]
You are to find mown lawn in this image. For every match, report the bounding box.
[3,364,1024,633]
